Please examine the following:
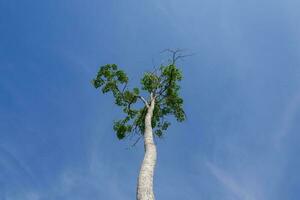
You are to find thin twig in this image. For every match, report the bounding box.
[131,136,142,147]
[161,48,195,65]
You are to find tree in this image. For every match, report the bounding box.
[92,50,186,200]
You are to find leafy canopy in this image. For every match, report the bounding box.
[92,63,185,140]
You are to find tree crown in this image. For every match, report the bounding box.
[92,56,186,140]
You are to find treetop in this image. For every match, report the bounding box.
[92,59,186,140]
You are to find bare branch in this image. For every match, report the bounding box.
[122,82,128,93]
[161,48,195,65]
[125,135,142,150]
[150,92,156,101]
[138,96,149,108]
[131,136,142,147]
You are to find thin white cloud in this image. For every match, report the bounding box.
[206,161,257,200]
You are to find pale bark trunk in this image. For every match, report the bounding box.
[136,98,157,200]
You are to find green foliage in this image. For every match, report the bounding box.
[92,63,185,140]
[141,73,160,92]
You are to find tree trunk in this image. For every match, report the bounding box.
[137,98,157,200]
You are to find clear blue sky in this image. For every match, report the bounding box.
[1,0,300,199]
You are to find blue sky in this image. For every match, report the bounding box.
[1,0,300,199]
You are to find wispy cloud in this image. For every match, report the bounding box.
[2,139,133,200]
[206,161,258,200]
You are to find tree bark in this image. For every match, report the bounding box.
[137,98,157,200]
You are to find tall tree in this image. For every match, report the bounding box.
[92,50,186,200]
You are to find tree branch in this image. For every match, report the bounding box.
[122,82,128,93]
[155,67,175,100]
[138,96,149,108]
[131,136,142,147]
[161,48,195,65]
